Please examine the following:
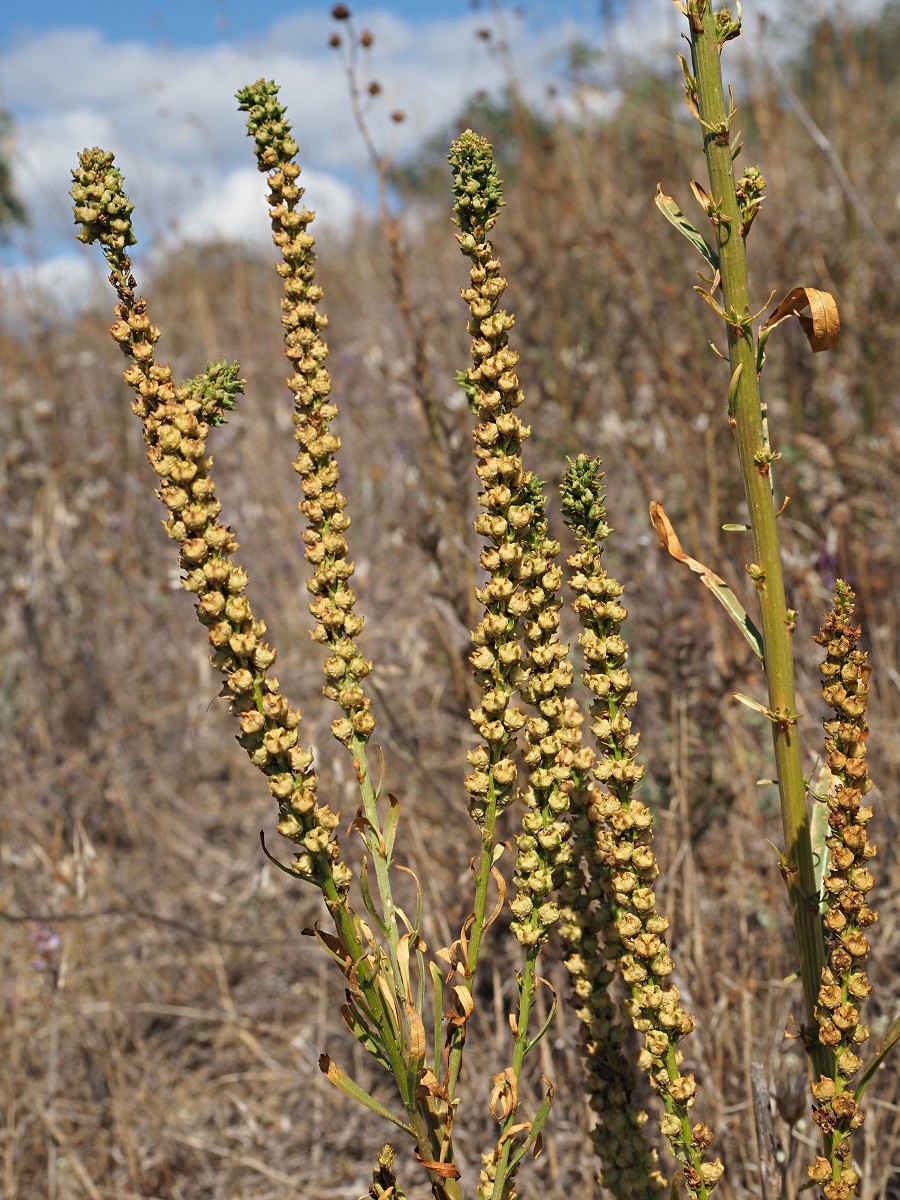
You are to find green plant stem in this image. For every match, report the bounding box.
[491,950,538,1200]
[688,4,828,1076]
[445,779,502,1105]
[322,874,463,1200]
[349,735,405,969]
[347,735,467,1198]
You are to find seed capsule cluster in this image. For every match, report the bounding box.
[561,456,722,1198]
[70,147,350,894]
[71,148,137,255]
[237,80,375,751]
[808,582,876,1200]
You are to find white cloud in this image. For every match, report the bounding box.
[162,164,361,247]
[0,252,108,321]
[0,8,507,283]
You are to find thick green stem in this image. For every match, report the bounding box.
[688,4,828,1076]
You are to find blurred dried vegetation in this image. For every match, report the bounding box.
[1,8,899,1199]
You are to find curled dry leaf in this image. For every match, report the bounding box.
[485,863,508,929]
[490,1067,518,1121]
[412,1150,461,1179]
[406,1002,427,1060]
[760,286,840,352]
[417,1068,447,1100]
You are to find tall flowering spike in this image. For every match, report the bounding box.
[808,581,876,1200]
[561,456,722,1199]
[70,149,351,897]
[557,455,664,1198]
[449,130,538,827]
[237,80,375,750]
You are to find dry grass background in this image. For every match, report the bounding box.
[2,10,899,1199]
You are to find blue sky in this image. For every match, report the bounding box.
[0,1,601,47]
[0,0,886,311]
[0,0,634,309]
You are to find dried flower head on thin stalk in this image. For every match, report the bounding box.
[556,456,665,1199]
[450,130,537,885]
[235,90,461,1193]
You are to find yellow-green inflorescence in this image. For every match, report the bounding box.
[808,581,877,1200]
[509,477,582,948]
[560,455,723,1200]
[369,1144,407,1200]
[70,147,350,897]
[237,80,375,753]
[449,130,575,948]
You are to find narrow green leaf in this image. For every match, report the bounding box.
[319,1054,414,1133]
[655,187,719,272]
[359,857,390,936]
[727,361,744,417]
[415,943,427,1028]
[524,979,558,1056]
[383,792,401,862]
[340,1001,394,1072]
[505,1078,555,1173]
